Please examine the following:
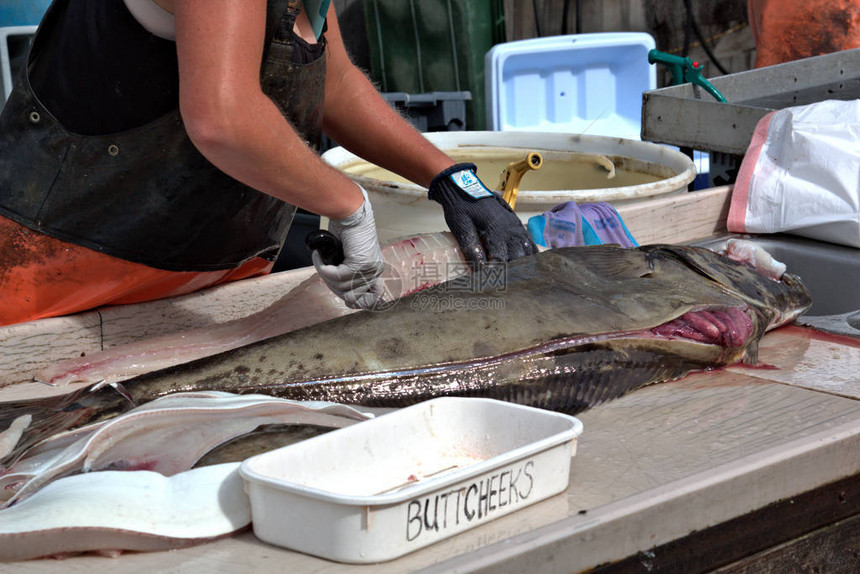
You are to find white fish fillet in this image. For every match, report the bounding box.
[0,415,30,460]
[35,233,465,387]
[0,392,371,507]
[0,463,249,562]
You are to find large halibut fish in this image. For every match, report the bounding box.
[0,244,811,467]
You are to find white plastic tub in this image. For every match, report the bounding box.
[485,33,657,138]
[322,131,696,242]
[239,397,583,563]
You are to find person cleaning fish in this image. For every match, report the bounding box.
[0,0,537,327]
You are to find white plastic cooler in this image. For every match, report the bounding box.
[485,32,657,139]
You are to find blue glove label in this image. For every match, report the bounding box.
[450,170,493,199]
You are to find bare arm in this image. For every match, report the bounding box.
[319,5,534,264]
[172,0,363,219]
[320,4,455,188]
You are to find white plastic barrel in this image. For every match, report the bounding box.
[321,131,696,242]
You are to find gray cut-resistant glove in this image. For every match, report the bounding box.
[312,185,385,310]
[428,163,538,264]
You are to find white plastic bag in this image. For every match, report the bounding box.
[728,99,860,247]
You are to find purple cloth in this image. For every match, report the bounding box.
[541,202,638,248]
[542,202,584,247]
[579,203,638,247]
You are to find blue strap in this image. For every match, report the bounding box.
[303,0,330,39]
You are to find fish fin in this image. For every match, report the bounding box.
[567,246,656,280]
[741,342,759,365]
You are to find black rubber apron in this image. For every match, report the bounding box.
[0,0,326,272]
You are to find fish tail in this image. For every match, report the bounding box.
[0,387,101,469]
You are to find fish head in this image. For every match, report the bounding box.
[639,244,813,339]
[522,244,811,367]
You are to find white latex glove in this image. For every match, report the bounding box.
[312,185,385,310]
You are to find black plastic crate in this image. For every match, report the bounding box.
[382,91,471,132]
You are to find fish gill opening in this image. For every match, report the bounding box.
[650,306,754,347]
[543,306,755,351]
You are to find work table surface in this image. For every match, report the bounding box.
[4,325,859,573]
[2,187,858,571]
